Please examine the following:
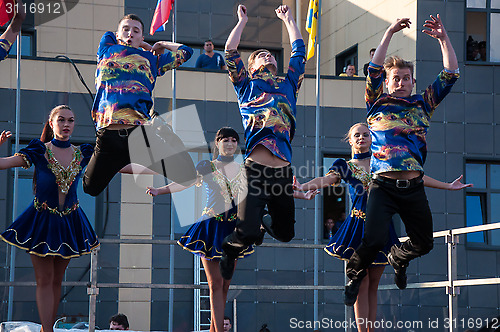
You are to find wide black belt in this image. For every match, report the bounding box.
[373,174,423,189]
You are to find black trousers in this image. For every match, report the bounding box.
[223,160,296,254]
[346,176,434,280]
[83,124,197,197]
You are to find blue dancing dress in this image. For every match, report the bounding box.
[0,140,99,258]
[177,160,254,260]
[324,159,400,265]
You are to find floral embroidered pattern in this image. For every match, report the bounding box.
[34,197,80,217]
[210,162,244,204]
[347,161,372,191]
[350,207,366,220]
[46,147,83,194]
[202,207,237,222]
[14,153,31,169]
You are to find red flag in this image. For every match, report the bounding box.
[0,0,16,26]
[150,0,174,35]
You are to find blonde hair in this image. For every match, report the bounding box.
[383,56,414,78]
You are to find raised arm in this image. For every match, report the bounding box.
[1,0,26,45]
[372,18,411,66]
[275,5,302,44]
[151,41,185,55]
[146,182,191,196]
[294,172,340,191]
[0,131,28,170]
[422,14,458,71]
[225,5,248,51]
[423,174,472,191]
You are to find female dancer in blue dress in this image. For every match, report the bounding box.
[146,127,317,332]
[146,127,249,332]
[0,105,99,332]
[295,123,471,332]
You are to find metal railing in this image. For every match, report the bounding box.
[2,223,500,332]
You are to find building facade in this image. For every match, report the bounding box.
[0,0,499,331]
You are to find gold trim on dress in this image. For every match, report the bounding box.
[33,197,80,216]
[46,146,83,194]
[350,207,366,220]
[210,161,244,204]
[14,153,31,169]
[177,239,254,260]
[0,232,99,259]
[323,243,388,265]
[201,207,237,222]
[347,160,372,191]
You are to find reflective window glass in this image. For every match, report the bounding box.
[466,163,486,188]
[490,14,500,62]
[467,0,487,8]
[466,195,486,243]
[490,194,500,245]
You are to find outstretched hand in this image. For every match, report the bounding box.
[303,189,320,200]
[275,5,292,21]
[388,18,411,34]
[237,4,248,23]
[422,14,448,40]
[146,187,159,197]
[449,175,473,191]
[0,131,11,146]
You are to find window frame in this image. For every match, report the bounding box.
[465,0,500,64]
[465,159,500,248]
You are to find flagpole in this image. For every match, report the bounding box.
[168,1,177,331]
[313,0,322,324]
[8,28,21,322]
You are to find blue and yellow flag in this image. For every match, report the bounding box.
[306,0,319,60]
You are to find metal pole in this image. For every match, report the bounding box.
[8,30,22,322]
[233,299,237,332]
[88,248,100,332]
[313,0,322,324]
[194,257,200,331]
[295,0,301,30]
[168,3,177,331]
[447,232,459,332]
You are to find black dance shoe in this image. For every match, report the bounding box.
[387,253,407,290]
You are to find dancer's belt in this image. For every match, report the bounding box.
[373,174,423,189]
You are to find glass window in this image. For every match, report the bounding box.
[466,163,486,188]
[467,0,487,8]
[466,195,486,243]
[490,193,500,245]
[490,13,500,61]
[490,164,500,189]
[322,155,349,242]
[465,161,500,246]
[7,34,33,57]
[465,2,500,63]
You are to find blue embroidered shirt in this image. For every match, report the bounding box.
[225,39,306,163]
[92,32,193,130]
[365,62,459,174]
